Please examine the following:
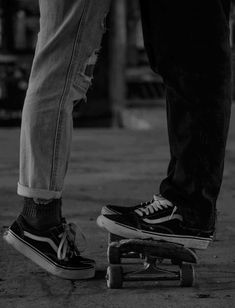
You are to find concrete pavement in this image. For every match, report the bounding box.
[0,106,235,308]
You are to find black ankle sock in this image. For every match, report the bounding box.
[21,197,62,231]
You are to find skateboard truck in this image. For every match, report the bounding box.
[106,236,196,289]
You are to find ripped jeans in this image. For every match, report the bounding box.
[18,0,111,199]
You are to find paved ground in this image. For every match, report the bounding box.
[0,106,235,308]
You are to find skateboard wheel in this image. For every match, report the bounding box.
[106,266,123,289]
[107,245,121,264]
[180,263,195,287]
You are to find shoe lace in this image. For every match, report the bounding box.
[57,222,87,261]
[134,194,174,217]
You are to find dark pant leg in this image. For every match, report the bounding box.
[139,0,232,231]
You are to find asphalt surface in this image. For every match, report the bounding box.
[0,106,235,308]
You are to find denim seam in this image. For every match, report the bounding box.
[49,0,90,190]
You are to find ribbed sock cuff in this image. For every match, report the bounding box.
[22,197,62,218]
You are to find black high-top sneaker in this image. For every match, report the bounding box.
[3,215,95,280]
[97,195,213,250]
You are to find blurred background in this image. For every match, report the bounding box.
[0,0,235,128]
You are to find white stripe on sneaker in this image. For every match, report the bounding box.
[24,231,58,253]
[143,214,183,224]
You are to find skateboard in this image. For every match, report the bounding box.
[106,234,197,289]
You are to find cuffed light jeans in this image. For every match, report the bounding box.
[18,0,111,199]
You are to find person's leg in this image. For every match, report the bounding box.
[98,0,232,249]
[4,0,111,279]
[139,0,232,232]
[19,0,110,200]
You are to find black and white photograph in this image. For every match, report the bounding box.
[0,0,235,307]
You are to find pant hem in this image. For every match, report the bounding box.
[17,183,62,199]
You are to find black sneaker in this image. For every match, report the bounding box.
[101,194,183,222]
[3,215,95,280]
[97,212,213,250]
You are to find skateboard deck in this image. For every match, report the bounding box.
[106,235,197,289]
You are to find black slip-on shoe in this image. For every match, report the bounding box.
[97,213,213,250]
[3,215,95,280]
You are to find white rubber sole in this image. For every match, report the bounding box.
[3,230,95,280]
[97,215,212,250]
